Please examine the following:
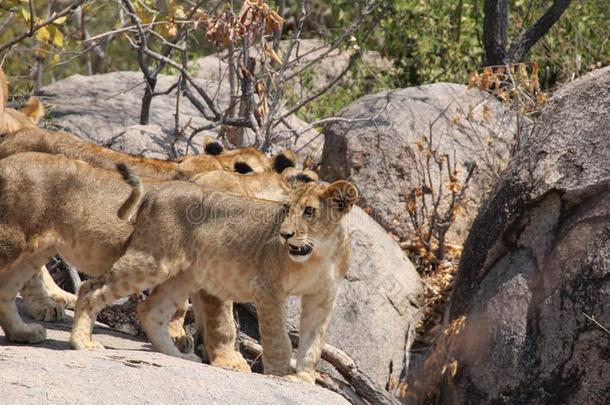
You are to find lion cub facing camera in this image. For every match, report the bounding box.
[71,168,357,383]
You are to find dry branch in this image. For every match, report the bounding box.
[239,332,371,405]
[237,303,399,405]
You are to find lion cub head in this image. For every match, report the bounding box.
[279,181,358,263]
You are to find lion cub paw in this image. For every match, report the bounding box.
[70,339,105,351]
[56,291,77,310]
[284,372,315,384]
[211,351,251,373]
[6,323,46,344]
[174,335,195,354]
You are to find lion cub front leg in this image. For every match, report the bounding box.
[0,263,47,344]
[285,290,337,384]
[191,290,250,372]
[21,266,76,322]
[255,295,292,376]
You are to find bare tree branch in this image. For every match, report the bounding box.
[276,51,360,123]
[121,0,155,124]
[507,0,572,62]
[140,46,222,118]
[237,303,401,405]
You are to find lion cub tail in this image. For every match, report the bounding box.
[116,163,144,222]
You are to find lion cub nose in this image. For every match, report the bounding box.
[280,231,295,241]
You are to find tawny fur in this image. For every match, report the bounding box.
[0,128,223,180]
[70,176,357,383]
[0,153,190,343]
[0,152,312,372]
[111,164,317,371]
[190,166,317,202]
[0,152,137,344]
[116,163,144,222]
[0,69,304,371]
[0,124,294,330]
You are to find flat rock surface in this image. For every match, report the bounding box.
[0,302,349,405]
[38,71,320,159]
[37,71,226,158]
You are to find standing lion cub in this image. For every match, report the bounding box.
[71,168,357,383]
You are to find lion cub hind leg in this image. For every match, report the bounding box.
[70,250,168,351]
[167,299,193,354]
[138,272,201,363]
[21,266,76,322]
[192,290,250,372]
[0,263,48,344]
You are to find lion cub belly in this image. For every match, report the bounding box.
[194,260,256,302]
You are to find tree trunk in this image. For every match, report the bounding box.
[140,76,157,125]
[483,0,573,67]
[483,0,509,66]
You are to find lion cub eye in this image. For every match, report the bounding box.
[303,206,316,218]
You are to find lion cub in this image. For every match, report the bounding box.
[0,126,296,322]
[0,128,275,179]
[71,169,357,383]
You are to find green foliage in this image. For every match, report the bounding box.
[0,1,212,94]
[0,2,137,93]
[380,0,483,87]
[316,0,610,89]
[525,0,610,86]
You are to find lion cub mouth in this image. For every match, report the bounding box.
[287,244,313,256]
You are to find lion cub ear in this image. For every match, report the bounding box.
[19,97,44,124]
[203,137,224,155]
[282,167,319,185]
[321,181,358,215]
[272,149,297,174]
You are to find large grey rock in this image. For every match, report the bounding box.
[320,83,530,243]
[0,302,349,405]
[39,71,319,159]
[38,71,229,157]
[287,206,423,388]
[438,67,610,403]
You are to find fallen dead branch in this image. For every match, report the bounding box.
[239,332,366,405]
[238,303,400,405]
